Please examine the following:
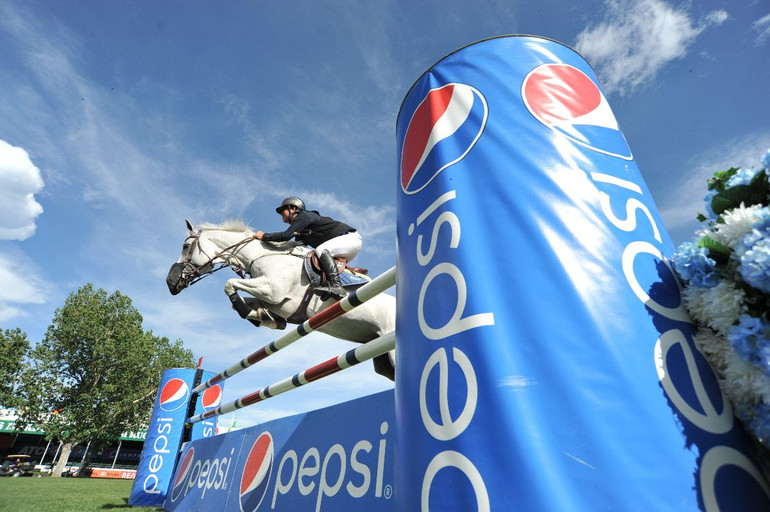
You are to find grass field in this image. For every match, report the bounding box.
[0,477,164,512]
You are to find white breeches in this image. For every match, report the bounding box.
[316,231,362,262]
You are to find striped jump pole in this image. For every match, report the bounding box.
[191,266,396,394]
[187,330,395,424]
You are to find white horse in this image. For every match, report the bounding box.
[166,220,395,380]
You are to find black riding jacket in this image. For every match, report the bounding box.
[261,210,355,248]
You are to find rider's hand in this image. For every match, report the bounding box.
[253,231,264,240]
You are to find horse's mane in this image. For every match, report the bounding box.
[198,219,253,235]
[196,219,298,249]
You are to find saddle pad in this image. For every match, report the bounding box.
[303,257,370,288]
[339,269,371,287]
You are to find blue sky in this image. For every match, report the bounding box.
[1,0,768,429]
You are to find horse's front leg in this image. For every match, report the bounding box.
[225,277,285,330]
[224,276,274,297]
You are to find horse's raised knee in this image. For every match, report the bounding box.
[224,280,238,296]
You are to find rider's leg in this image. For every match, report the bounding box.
[314,232,362,299]
[316,231,362,262]
[314,249,347,298]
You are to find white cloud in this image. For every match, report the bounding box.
[0,305,24,323]
[658,130,770,244]
[0,5,196,230]
[1,3,398,282]
[298,191,396,238]
[0,252,47,322]
[755,13,770,45]
[705,10,729,26]
[575,0,728,95]
[0,140,44,240]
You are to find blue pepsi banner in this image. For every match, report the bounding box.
[190,381,224,442]
[129,368,222,507]
[395,36,770,510]
[163,389,395,512]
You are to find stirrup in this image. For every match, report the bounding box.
[313,283,347,299]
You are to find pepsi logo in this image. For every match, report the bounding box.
[239,432,274,512]
[159,378,190,412]
[522,63,632,160]
[201,385,222,410]
[170,447,195,502]
[401,83,487,195]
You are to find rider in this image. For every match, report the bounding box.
[253,197,360,299]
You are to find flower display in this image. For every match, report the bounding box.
[671,148,770,446]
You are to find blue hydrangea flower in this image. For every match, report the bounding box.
[703,189,718,220]
[726,167,761,188]
[737,227,770,294]
[759,341,770,377]
[756,207,770,227]
[762,148,770,170]
[672,241,720,287]
[728,315,770,373]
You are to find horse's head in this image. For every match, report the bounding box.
[166,219,220,295]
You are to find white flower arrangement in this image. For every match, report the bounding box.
[671,149,770,447]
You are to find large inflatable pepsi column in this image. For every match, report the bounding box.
[395,36,770,511]
[129,368,222,507]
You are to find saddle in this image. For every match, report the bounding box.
[284,251,371,324]
[231,245,372,331]
[304,251,369,286]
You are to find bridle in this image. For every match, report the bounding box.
[167,228,308,295]
[174,230,253,288]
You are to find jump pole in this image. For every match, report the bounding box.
[191,266,396,394]
[187,330,395,424]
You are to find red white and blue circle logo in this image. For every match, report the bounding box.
[522,63,632,160]
[169,447,195,502]
[159,378,190,412]
[201,385,222,410]
[401,83,488,195]
[239,432,274,512]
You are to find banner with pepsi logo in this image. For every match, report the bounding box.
[163,389,395,512]
[129,368,222,507]
[395,35,770,511]
[190,378,224,441]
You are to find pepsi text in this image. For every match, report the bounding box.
[408,189,494,509]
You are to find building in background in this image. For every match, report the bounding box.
[0,408,145,479]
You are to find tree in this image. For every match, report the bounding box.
[0,328,30,408]
[16,284,194,477]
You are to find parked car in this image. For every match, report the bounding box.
[0,455,34,477]
[59,465,78,477]
[34,464,52,474]
[59,464,92,477]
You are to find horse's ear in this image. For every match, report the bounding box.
[185,219,194,232]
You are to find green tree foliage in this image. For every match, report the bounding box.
[0,328,30,408]
[16,284,194,476]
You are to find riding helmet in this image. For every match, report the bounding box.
[276,197,306,213]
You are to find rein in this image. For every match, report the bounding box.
[181,231,303,286]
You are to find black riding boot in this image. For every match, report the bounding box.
[314,250,347,299]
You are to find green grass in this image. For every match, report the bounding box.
[0,476,164,512]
